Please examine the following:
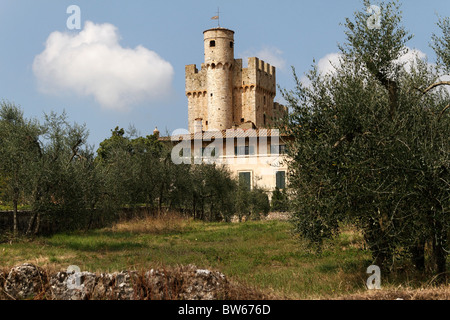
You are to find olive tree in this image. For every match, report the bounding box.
[0,101,42,236]
[281,1,449,275]
[32,111,100,233]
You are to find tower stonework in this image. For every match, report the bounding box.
[186,27,286,133]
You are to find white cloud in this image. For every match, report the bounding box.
[300,52,343,87]
[33,21,174,111]
[393,48,427,73]
[242,46,286,70]
[317,53,343,76]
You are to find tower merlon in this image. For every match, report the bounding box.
[248,57,260,69]
[247,57,275,75]
[185,64,199,74]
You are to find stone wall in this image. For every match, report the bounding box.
[0,263,233,300]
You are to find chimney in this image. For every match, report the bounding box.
[194,118,203,134]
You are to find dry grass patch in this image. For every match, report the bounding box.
[337,284,450,300]
[110,212,191,235]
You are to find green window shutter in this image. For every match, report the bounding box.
[276,171,286,189]
[239,172,251,190]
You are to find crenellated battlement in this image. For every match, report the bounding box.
[247,57,275,76]
[185,63,207,94]
[241,57,276,96]
[185,64,199,74]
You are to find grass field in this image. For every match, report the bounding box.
[0,214,448,299]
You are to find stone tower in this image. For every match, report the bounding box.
[204,28,235,131]
[186,27,286,133]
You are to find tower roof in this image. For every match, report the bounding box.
[203,27,234,35]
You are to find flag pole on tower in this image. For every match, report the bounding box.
[211,7,220,28]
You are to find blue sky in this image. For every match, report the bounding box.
[1,0,449,150]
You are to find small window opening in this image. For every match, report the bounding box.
[230,41,234,48]
[210,40,216,47]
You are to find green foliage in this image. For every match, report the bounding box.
[0,101,42,235]
[32,111,103,233]
[95,129,242,222]
[432,16,450,73]
[189,163,237,222]
[249,187,271,219]
[340,0,413,78]
[281,1,449,274]
[96,126,129,163]
[0,103,111,235]
[0,176,6,205]
[271,187,289,212]
[235,177,270,221]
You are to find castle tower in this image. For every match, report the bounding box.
[185,27,287,133]
[203,28,234,131]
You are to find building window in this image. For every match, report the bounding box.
[235,145,255,156]
[239,172,252,190]
[180,148,191,159]
[202,147,217,157]
[276,171,286,190]
[230,41,234,48]
[210,40,216,47]
[270,144,287,155]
